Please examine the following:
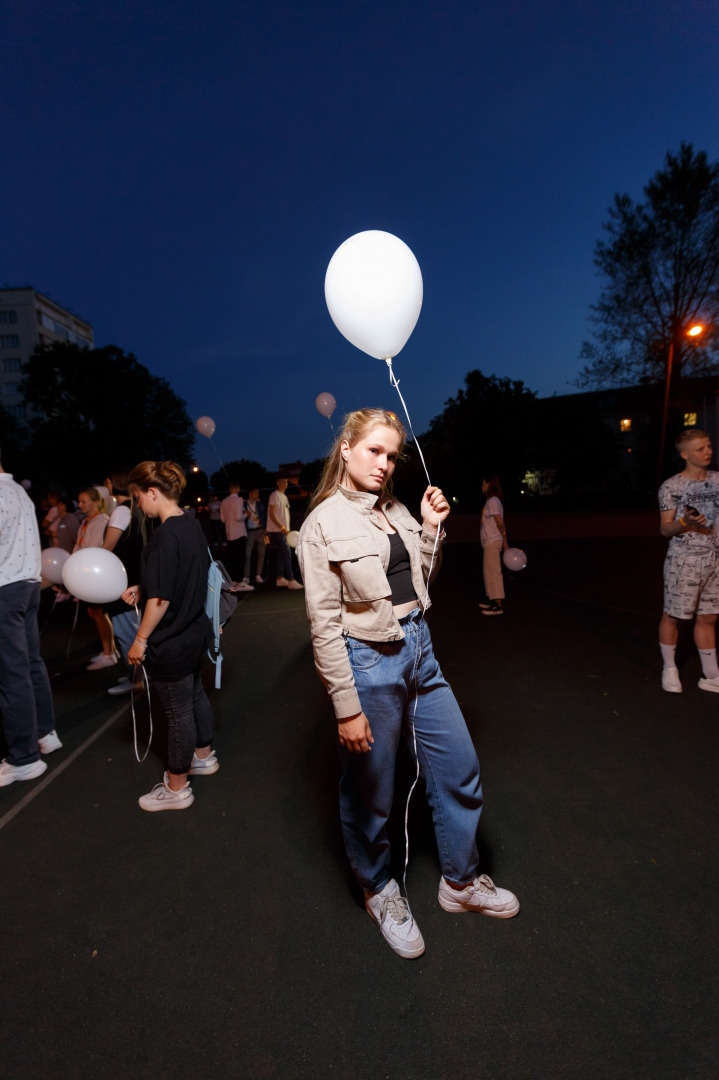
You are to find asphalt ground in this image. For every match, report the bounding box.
[1,529,717,1080]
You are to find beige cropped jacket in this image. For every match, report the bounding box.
[296,486,444,719]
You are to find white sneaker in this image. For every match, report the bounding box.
[0,757,48,787]
[138,772,194,812]
[87,652,119,671]
[661,666,682,693]
[365,879,425,958]
[188,749,219,775]
[438,874,520,917]
[287,580,304,590]
[234,580,255,592]
[39,730,63,754]
[276,577,290,587]
[254,575,264,584]
[698,675,719,693]
[107,677,142,695]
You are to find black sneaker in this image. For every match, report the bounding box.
[481,601,504,616]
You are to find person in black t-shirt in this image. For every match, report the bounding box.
[122,461,218,812]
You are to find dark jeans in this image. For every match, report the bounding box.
[152,667,214,774]
[268,532,293,580]
[0,580,56,765]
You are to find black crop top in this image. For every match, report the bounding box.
[387,532,417,606]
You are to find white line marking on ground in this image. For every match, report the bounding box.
[0,702,130,832]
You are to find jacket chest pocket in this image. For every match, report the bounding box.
[325,535,389,603]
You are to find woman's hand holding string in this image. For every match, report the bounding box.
[420,486,450,531]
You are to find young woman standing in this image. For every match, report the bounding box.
[479,474,509,616]
[297,409,519,959]
[74,488,116,668]
[123,461,218,811]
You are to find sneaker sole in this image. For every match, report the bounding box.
[138,793,195,811]
[438,893,520,918]
[188,762,220,775]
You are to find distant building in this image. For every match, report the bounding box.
[0,286,94,436]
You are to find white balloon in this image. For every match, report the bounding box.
[286,530,300,549]
[62,548,128,604]
[196,416,216,438]
[21,478,32,490]
[325,230,423,360]
[41,547,69,584]
[503,547,528,571]
[315,392,336,418]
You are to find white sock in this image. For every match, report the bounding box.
[659,643,677,669]
[698,648,719,679]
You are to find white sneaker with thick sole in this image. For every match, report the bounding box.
[438,874,520,917]
[233,580,255,592]
[698,675,719,693]
[276,577,290,587]
[39,730,63,754]
[287,580,304,590]
[0,757,48,786]
[661,666,682,693]
[138,772,194,812]
[365,879,425,958]
[87,653,119,671]
[107,677,143,695]
[188,749,219,775]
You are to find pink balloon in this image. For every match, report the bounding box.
[196,416,216,438]
[315,393,336,419]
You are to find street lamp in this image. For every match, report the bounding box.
[658,323,705,482]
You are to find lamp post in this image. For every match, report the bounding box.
[657,323,704,483]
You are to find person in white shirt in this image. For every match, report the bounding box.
[266,477,302,590]
[478,475,509,616]
[0,453,61,786]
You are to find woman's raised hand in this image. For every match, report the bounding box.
[420,485,450,529]
[338,712,374,753]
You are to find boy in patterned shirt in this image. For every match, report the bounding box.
[658,428,719,693]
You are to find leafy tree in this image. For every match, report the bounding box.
[579,143,719,391]
[403,370,540,509]
[210,459,275,492]
[20,342,195,489]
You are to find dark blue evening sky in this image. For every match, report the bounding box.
[4,0,719,476]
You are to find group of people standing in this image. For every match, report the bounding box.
[216,477,303,592]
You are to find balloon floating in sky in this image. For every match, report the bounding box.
[62,548,128,604]
[503,548,528,571]
[325,230,423,360]
[41,547,69,585]
[315,392,337,418]
[196,416,216,438]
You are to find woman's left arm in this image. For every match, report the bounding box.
[493,514,509,550]
[128,598,171,664]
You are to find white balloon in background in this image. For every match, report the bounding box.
[286,530,300,549]
[196,416,216,438]
[21,479,32,490]
[62,548,128,604]
[325,230,423,359]
[41,547,69,585]
[315,392,337,418]
[503,548,528,571]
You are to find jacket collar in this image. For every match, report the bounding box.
[337,485,381,512]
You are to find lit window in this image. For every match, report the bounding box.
[684,412,697,427]
[620,418,632,432]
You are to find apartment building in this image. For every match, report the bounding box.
[0,286,94,435]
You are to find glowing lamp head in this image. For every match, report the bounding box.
[688,324,704,338]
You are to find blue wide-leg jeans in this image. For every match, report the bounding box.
[339,611,483,892]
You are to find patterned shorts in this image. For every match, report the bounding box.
[663,548,719,619]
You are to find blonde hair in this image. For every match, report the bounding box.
[675,428,709,451]
[310,409,407,509]
[79,487,106,514]
[128,460,187,503]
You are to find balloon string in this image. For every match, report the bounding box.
[209,435,230,479]
[385,358,432,488]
